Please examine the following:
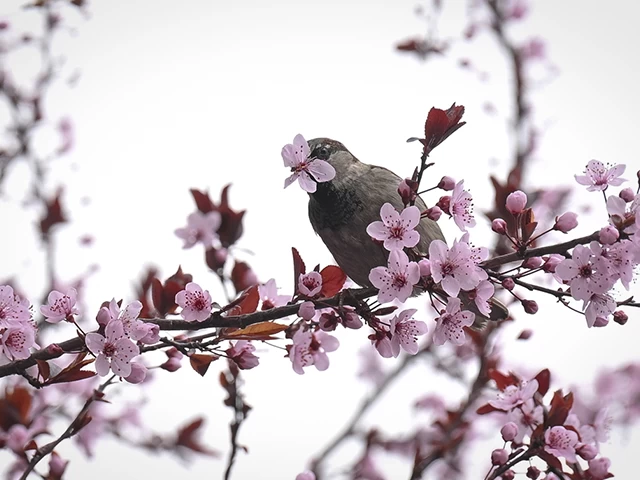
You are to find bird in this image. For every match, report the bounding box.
[305,137,508,324]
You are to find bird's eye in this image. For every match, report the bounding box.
[313,146,330,160]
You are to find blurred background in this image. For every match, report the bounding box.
[1,0,639,478]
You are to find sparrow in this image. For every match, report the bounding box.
[306,137,508,324]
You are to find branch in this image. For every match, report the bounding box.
[0,288,376,379]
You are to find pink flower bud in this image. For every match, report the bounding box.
[124,362,147,384]
[599,225,619,245]
[554,212,578,233]
[526,466,541,479]
[522,256,543,269]
[438,176,456,191]
[578,443,598,461]
[398,179,417,205]
[418,259,431,277]
[587,457,611,479]
[501,278,515,291]
[506,191,527,215]
[501,422,518,441]
[492,218,507,234]
[96,306,111,326]
[436,195,451,213]
[491,448,508,465]
[425,206,442,221]
[298,301,316,321]
[296,471,316,480]
[593,316,609,327]
[522,300,538,314]
[542,254,564,273]
[501,471,515,480]
[45,343,64,356]
[613,310,628,325]
[619,187,635,202]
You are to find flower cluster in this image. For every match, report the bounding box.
[0,285,36,361]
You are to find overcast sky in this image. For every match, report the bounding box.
[1,1,639,479]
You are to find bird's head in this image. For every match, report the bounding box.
[306,138,362,192]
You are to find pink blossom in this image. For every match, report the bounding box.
[0,324,36,360]
[258,278,290,309]
[97,299,158,343]
[282,134,336,193]
[520,38,546,60]
[369,329,393,358]
[607,193,639,233]
[85,321,139,377]
[553,212,578,233]
[428,239,485,297]
[556,245,614,302]
[587,457,611,479]
[506,190,527,215]
[544,426,579,463]
[508,399,543,443]
[295,471,316,480]
[468,280,494,317]
[575,160,626,192]
[583,293,616,328]
[599,225,619,245]
[0,285,30,327]
[5,424,30,453]
[176,282,212,322]
[175,211,221,249]
[289,328,339,374]
[448,180,476,231]
[389,309,428,356]
[489,379,539,411]
[357,345,385,386]
[433,298,475,346]
[366,203,420,251]
[160,347,183,372]
[40,287,79,323]
[298,272,323,297]
[226,340,260,370]
[368,250,420,303]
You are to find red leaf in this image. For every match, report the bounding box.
[292,247,306,295]
[230,261,257,294]
[190,189,215,213]
[216,185,245,247]
[36,360,50,381]
[189,354,219,377]
[175,417,218,456]
[546,390,573,427]
[534,368,551,396]
[476,403,500,415]
[537,449,562,470]
[0,386,33,430]
[319,265,347,297]
[39,189,67,239]
[488,368,519,391]
[205,246,227,272]
[421,103,466,153]
[151,277,165,316]
[222,285,259,316]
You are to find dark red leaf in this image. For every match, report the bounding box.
[223,285,259,317]
[151,277,164,316]
[230,261,257,294]
[476,403,500,415]
[175,417,218,456]
[205,247,226,272]
[535,368,551,396]
[216,185,245,247]
[36,360,50,381]
[421,103,466,154]
[189,354,219,377]
[319,265,347,297]
[190,189,215,213]
[546,390,573,427]
[537,449,562,470]
[488,368,519,391]
[39,189,67,239]
[292,247,306,295]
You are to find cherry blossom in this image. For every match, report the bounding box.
[282,134,336,193]
[0,285,30,327]
[468,280,494,317]
[85,320,139,377]
[489,379,539,411]
[289,328,339,374]
[587,457,611,479]
[607,193,639,234]
[583,293,616,328]
[366,203,421,251]
[505,190,527,215]
[96,299,158,343]
[258,278,291,309]
[40,287,79,323]
[556,245,614,302]
[544,425,579,463]
[298,272,323,297]
[428,239,485,296]
[448,180,476,231]
[226,340,260,370]
[0,323,36,361]
[368,250,420,303]
[175,211,221,249]
[175,282,213,322]
[575,159,626,192]
[369,328,393,358]
[432,298,475,346]
[389,309,428,356]
[507,399,543,443]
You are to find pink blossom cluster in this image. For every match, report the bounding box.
[0,285,36,362]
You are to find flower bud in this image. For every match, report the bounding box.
[619,187,635,202]
[491,448,508,465]
[587,457,611,479]
[599,225,619,245]
[501,277,515,291]
[578,443,598,461]
[438,176,456,191]
[425,206,442,221]
[522,300,538,314]
[418,259,431,277]
[501,471,515,480]
[613,310,628,325]
[298,301,316,321]
[522,256,542,269]
[554,212,578,233]
[526,466,541,479]
[500,422,518,441]
[398,179,418,205]
[506,191,527,215]
[296,471,316,480]
[542,254,564,273]
[436,195,451,213]
[492,218,507,234]
[124,362,147,384]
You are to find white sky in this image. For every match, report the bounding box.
[1,0,639,479]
